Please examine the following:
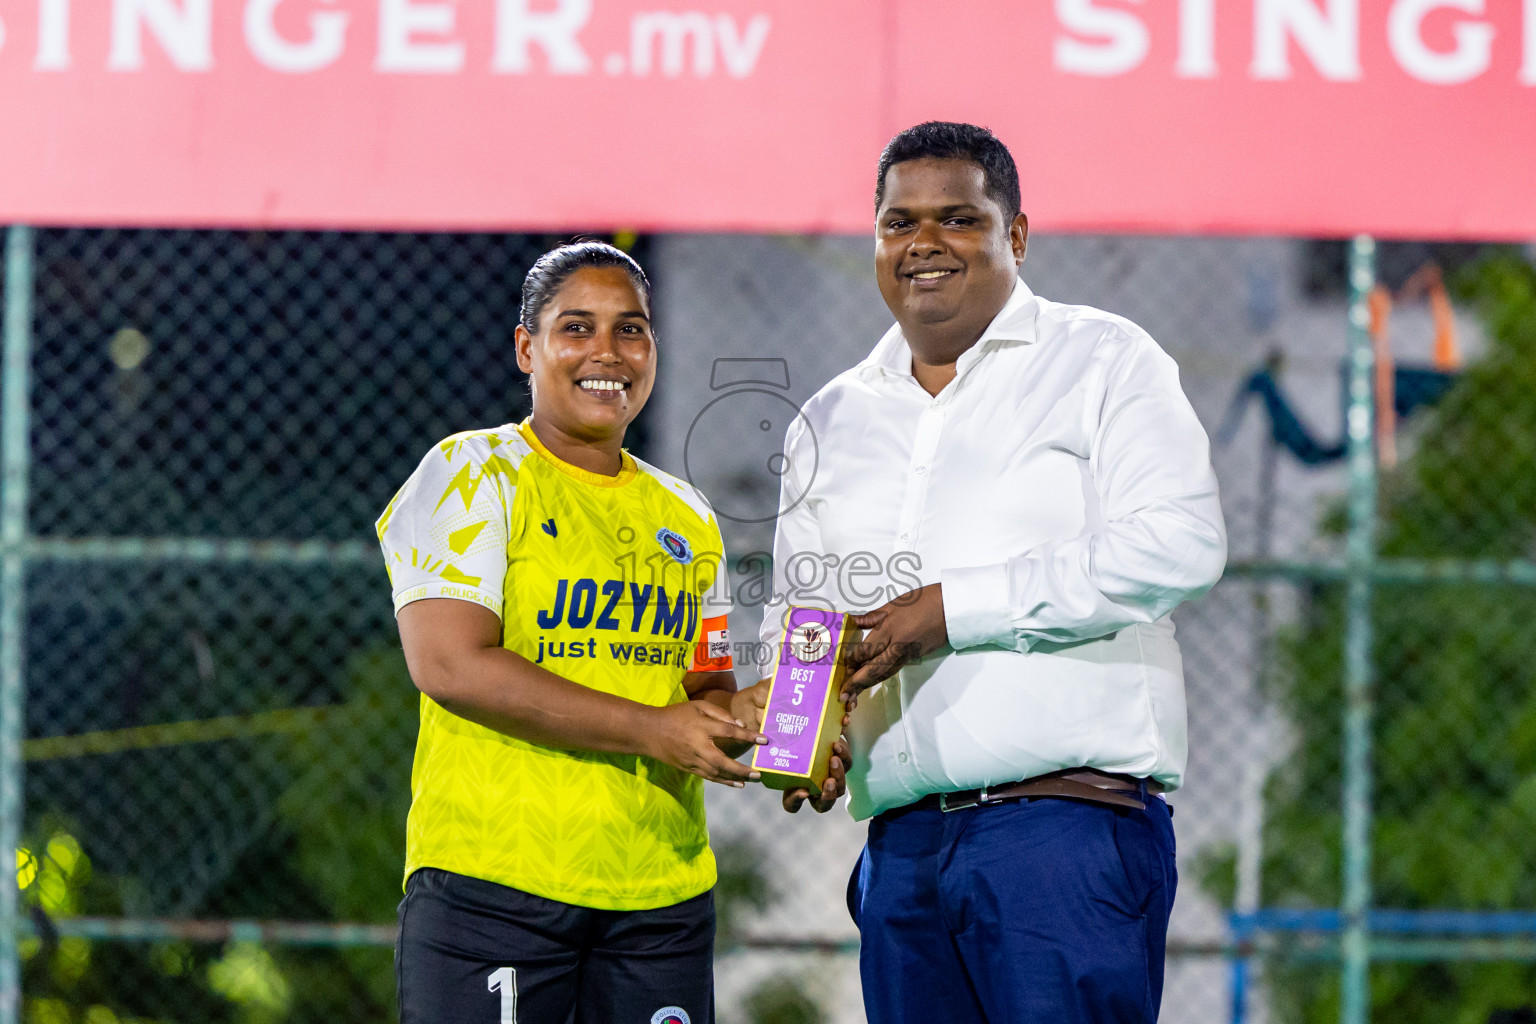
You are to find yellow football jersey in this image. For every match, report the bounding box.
[376,420,734,911]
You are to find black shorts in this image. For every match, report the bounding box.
[395,868,715,1024]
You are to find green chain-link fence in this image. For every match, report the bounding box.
[1,225,1534,1024]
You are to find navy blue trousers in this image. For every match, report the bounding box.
[849,794,1176,1024]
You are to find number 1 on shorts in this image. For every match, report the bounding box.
[487,966,516,1023]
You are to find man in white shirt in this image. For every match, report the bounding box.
[757,123,1227,1022]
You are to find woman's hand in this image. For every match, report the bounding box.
[729,680,770,732]
[728,679,854,811]
[644,700,766,787]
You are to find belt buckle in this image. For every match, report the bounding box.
[940,785,988,813]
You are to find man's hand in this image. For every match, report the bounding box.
[843,583,949,706]
[782,733,852,814]
[644,700,766,787]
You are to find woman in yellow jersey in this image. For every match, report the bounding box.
[376,242,835,1024]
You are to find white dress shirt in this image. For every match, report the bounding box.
[759,278,1227,820]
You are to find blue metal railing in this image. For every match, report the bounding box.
[1229,910,1536,1023]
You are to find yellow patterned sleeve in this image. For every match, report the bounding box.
[376,433,515,619]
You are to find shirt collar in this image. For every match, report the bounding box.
[858,277,1038,383]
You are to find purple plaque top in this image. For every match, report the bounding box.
[753,608,846,778]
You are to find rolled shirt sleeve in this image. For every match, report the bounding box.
[941,329,1227,652]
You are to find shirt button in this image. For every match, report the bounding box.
[897,752,909,764]
[915,466,927,475]
[899,533,910,543]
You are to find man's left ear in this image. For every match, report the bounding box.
[1012,213,1029,266]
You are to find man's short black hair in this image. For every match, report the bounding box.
[875,122,1021,222]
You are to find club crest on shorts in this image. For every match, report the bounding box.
[791,621,831,663]
[655,527,693,564]
[650,1008,690,1024]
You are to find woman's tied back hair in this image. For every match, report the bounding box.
[519,241,652,335]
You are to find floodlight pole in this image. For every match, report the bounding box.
[0,225,35,1024]
[1341,234,1378,1024]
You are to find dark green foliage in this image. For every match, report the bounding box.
[1381,254,1536,559]
[18,815,237,1023]
[741,975,826,1024]
[713,839,776,948]
[1262,252,1536,1022]
[18,643,416,1023]
[269,646,419,1014]
[274,647,417,927]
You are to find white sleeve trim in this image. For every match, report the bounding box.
[393,579,504,619]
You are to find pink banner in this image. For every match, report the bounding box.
[0,0,1532,237]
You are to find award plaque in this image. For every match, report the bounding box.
[751,607,859,791]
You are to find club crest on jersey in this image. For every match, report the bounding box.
[651,1009,690,1024]
[656,528,693,565]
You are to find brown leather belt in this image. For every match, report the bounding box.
[910,767,1165,813]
